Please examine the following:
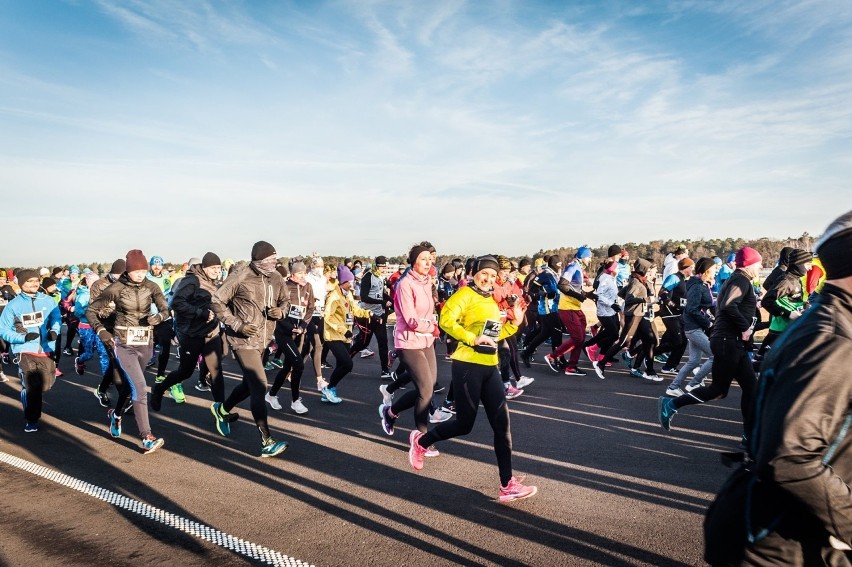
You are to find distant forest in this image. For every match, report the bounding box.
[55,233,817,275]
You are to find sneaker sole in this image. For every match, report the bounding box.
[498,485,538,503]
[143,439,165,454]
[544,358,559,373]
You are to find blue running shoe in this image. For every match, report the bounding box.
[210,402,231,436]
[108,409,122,438]
[658,396,677,431]
[654,353,670,364]
[260,437,289,458]
[629,367,644,378]
[621,351,634,369]
[141,434,164,454]
[321,386,342,404]
[24,421,38,433]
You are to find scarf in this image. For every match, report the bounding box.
[252,256,278,277]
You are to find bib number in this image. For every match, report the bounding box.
[482,319,502,339]
[21,311,44,328]
[288,305,306,320]
[345,313,354,326]
[126,327,152,346]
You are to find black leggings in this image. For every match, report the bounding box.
[269,333,306,401]
[349,316,389,371]
[600,315,656,372]
[153,323,174,377]
[390,346,437,433]
[656,317,687,368]
[585,314,619,355]
[673,336,757,437]
[420,360,513,486]
[521,311,563,357]
[226,349,270,441]
[326,340,354,388]
[160,334,225,403]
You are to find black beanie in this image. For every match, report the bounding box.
[778,247,795,267]
[202,252,222,268]
[472,255,500,275]
[16,269,39,286]
[109,258,126,275]
[607,244,623,258]
[547,255,562,271]
[375,255,388,266]
[251,241,276,261]
[408,245,431,266]
[815,211,852,279]
[787,249,812,268]
[519,257,531,269]
[41,276,57,290]
[695,257,715,276]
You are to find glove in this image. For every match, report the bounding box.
[146,313,164,326]
[611,303,621,313]
[241,323,260,337]
[47,330,58,341]
[431,326,441,338]
[506,294,518,307]
[24,332,40,341]
[344,330,353,340]
[98,330,115,349]
[14,321,26,334]
[267,307,283,320]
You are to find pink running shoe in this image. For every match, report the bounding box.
[498,476,538,503]
[505,384,524,399]
[408,430,427,471]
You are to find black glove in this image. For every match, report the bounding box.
[506,294,518,307]
[344,330,353,340]
[267,307,283,320]
[611,303,621,312]
[47,330,58,341]
[241,323,260,337]
[24,332,40,341]
[98,330,115,349]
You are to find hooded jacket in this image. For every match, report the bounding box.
[622,259,655,317]
[86,274,170,345]
[762,261,807,334]
[711,270,757,340]
[211,264,288,351]
[280,278,315,334]
[171,265,221,340]
[393,270,437,350]
[683,276,714,332]
[323,283,372,343]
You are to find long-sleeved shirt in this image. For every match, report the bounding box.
[393,270,437,350]
[439,286,518,366]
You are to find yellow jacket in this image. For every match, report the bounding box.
[324,284,372,343]
[439,286,518,366]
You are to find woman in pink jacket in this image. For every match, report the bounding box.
[379,244,440,437]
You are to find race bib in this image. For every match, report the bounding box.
[20,311,44,328]
[288,304,306,319]
[126,326,152,346]
[482,319,502,339]
[679,297,687,308]
[644,305,656,321]
[345,313,354,325]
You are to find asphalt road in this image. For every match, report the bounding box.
[0,335,744,567]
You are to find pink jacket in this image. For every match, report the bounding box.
[393,271,437,350]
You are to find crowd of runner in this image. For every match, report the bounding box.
[0,228,839,505]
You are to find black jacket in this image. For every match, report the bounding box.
[171,266,220,340]
[683,276,713,332]
[711,270,757,339]
[86,274,169,344]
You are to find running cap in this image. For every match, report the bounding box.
[110,259,126,275]
[375,255,388,267]
[149,256,164,267]
[726,252,737,264]
[201,252,220,268]
[814,210,852,279]
[695,257,715,276]
[338,265,355,284]
[735,247,762,269]
[126,250,148,272]
[69,265,80,274]
[534,258,545,268]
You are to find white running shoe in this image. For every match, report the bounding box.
[643,373,664,382]
[515,376,535,389]
[360,349,375,358]
[429,408,453,423]
[264,392,282,410]
[665,386,685,397]
[317,377,329,391]
[379,384,393,405]
[685,381,705,392]
[290,398,308,414]
[592,360,606,380]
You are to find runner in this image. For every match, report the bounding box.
[147,256,178,399]
[520,255,562,367]
[209,241,289,457]
[73,271,102,376]
[583,260,621,372]
[655,257,694,374]
[0,269,62,432]
[302,255,329,387]
[407,255,537,503]
[350,255,393,378]
[545,247,594,376]
[86,250,168,453]
[88,259,124,408]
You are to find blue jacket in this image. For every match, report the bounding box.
[74,286,91,325]
[534,268,560,316]
[616,259,631,288]
[0,292,62,355]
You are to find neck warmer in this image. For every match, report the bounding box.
[252,256,277,277]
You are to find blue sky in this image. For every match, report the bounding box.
[1,0,850,265]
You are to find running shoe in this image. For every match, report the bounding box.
[380,370,396,381]
[659,367,678,375]
[141,434,164,454]
[264,361,276,371]
[270,358,284,369]
[195,378,211,392]
[94,386,110,408]
[265,392,282,410]
[74,356,85,376]
[665,386,685,397]
[154,375,165,385]
[360,349,375,358]
[621,351,634,369]
[429,407,453,423]
[317,377,329,391]
[379,404,395,435]
[643,373,664,382]
[442,400,456,414]
[321,362,331,369]
[170,383,186,404]
[210,402,230,436]
[291,398,308,414]
[321,386,342,404]
[658,396,677,431]
[108,409,121,438]
[685,381,705,393]
[654,353,670,364]
[498,477,538,503]
[592,360,605,380]
[425,446,440,458]
[62,347,74,356]
[516,376,535,389]
[0,371,8,383]
[564,367,587,377]
[543,354,559,373]
[505,385,524,399]
[24,421,38,433]
[584,345,599,363]
[260,437,289,458]
[408,430,427,471]
[379,384,393,405]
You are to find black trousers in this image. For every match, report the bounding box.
[18,354,56,422]
[349,316,389,372]
[160,334,225,403]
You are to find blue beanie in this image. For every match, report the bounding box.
[576,246,592,259]
[726,253,737,264]
[69,265,80,274]
[150,255,165,267]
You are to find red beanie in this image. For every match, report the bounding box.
[735,247,762,268]
[126,249,148,272]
